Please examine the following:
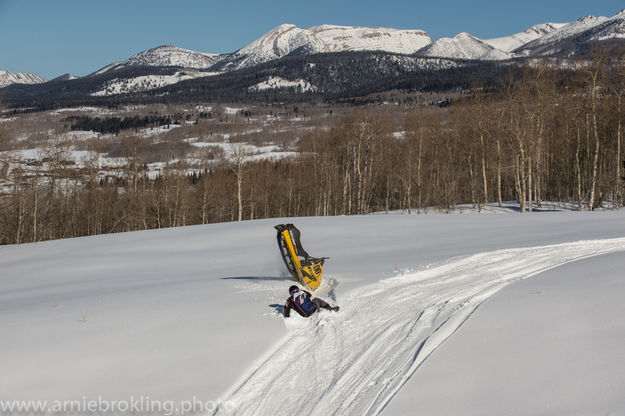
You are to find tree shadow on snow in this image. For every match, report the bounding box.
[220,276,292,282]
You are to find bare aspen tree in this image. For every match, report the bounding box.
[31,165,41,242]
[614,51,625,207]
[200,173,211,224]
[465,93,493,211]
[13,178,25,244]
[226,143,254,221]
[496,137,503,207]
[532,62,557,208]
[83,150,103,235]
[586,50,607,210]
[41,139,71,239]
[400,116,416,213]
[506,88,529,213]
[403,110,427,213]
[575,122,583,210]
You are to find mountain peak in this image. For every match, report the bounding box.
[513,14,611,56]
[484,22,566,52]
[0,70,46,88]
[576,15,598,23]
[51,73,78,82]
[146,45,184,52]
[94,44,220,75]
[276,23,297,30]
[455,32,478,40]
[218,23,431,71]
[417,32,499,60]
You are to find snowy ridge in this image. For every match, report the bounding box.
[541,15,609,44]
[224,24,323,70]
[416,33,507,60]
[0,70,46,88]
[514,15,609,55]
[484,22,566,52]
[214,237,625,416]
[588,9,625,41]
[94,45,221,75]
[51,73,79,81]
[219,24,431,70]
[309,24,430,54]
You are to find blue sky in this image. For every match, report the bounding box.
[1,0,623,80]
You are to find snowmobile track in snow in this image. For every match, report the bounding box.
[213,238,625,416]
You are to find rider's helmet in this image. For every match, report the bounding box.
[289,285,299,295]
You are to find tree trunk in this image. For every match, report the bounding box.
[496,139,502,207]
[480,133,488,208]
[528,156,533,212]
[589,112,601,210]
[616,95,622,208]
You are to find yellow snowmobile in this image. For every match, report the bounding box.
[275,224,326,291]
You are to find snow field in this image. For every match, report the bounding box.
[385,251,625,415]
[1,211,625,415]
[214,238,625,415]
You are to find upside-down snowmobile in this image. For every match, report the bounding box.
[275,224,327,291]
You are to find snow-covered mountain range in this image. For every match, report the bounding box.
[2,9,624,95]
[0,70,46,88]
[88,8,624,76]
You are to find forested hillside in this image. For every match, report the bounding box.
[2,50,624,244]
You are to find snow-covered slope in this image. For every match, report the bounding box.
[384,251,625,415]
[87,46,222,95]
[1,208,625,415]
[218,238,625,416]
[416,32,509,60]
[309,24,431,54]
[91,70,218,96]
[514,15,609,56]
[484,22,566,52]
[248,76,317,93]
[0,70,46,88]
[218,24,431,70]
[95,45,221,74]
[586,9,625,41]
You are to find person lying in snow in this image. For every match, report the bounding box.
[283,285,339,318]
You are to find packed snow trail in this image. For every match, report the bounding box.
[214,238,625,416]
